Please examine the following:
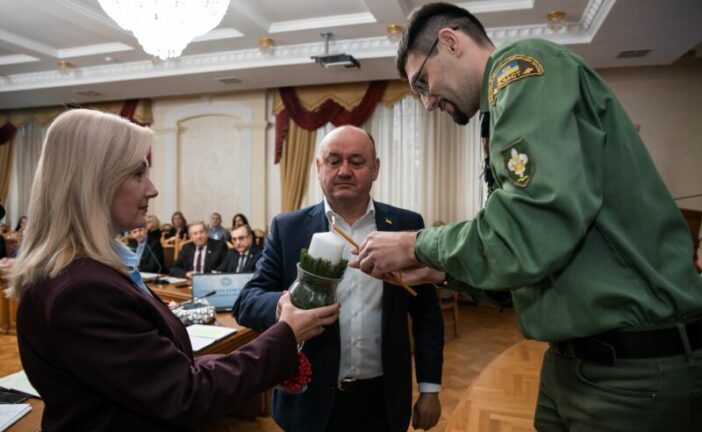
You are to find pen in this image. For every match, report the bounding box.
[198,290,217,300]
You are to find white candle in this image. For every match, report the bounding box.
[308,232,345,264]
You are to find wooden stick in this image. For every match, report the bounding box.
[331,223,418,297]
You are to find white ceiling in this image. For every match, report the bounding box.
[0,0,700,110]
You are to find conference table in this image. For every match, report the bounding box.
[1,276,266,431]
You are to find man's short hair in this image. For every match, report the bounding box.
[396,2,492,80]
[231,224,254,239]
[187,221,207,233]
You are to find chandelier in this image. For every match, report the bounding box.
[98,0,230,60]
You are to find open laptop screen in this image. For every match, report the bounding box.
[191,273,254,312]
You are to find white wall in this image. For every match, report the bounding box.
[150,92,269,229]
[598,61,702,211]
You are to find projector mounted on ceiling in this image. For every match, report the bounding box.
[311,32,360,69]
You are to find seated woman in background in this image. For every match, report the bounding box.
[166,210,188,240]
[14,215,28,234]
[231,213,249,229]
[127,226,164,274]
[7,109,339,431]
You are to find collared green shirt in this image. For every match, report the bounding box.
[416,39,702,341]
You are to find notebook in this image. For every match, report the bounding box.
[0,404,31,431]
[191,273,254,312]
[186,324,237,352]
[0,371,39,398]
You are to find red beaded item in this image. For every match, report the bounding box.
[280,351,312,393]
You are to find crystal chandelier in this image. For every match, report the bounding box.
[98,0,230,60]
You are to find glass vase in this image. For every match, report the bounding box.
[288,263,343,309]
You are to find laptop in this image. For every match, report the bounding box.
[191,273,254,312]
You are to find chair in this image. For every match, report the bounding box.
[162,244,176,272]
[253,228,266,249]
[177,239,192,259]
[438,288,459,337]
[3,236,18,258]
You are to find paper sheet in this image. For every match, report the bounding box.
[0,371,39,398]
[186,324,236,352]
[0,404,31,431]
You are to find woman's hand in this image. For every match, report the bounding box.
[278,292,340,343]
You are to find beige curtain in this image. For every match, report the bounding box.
[273,80,415,115]
[0,140,12,204]
[280,122,317,213]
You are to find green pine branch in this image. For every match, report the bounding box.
[299,249,347,279]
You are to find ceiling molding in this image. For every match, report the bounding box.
[226,1,271,33]
[0,36,397,92]
[63,0,124,32]
[0,28,55,58]
[0,54,40,66]
[269,13,377,34]
[457,0,534,14]
[0,0,616,94]
[581,0,616,33]
[192,28,244,43]
[362,0,410,23]
[488,0,615,45]
[57,42,134,59]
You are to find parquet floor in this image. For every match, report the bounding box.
[0,303,528,432]
[447,340,547,432]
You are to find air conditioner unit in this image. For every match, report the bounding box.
[311,33,360,69]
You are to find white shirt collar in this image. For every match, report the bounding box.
[323,197,375,227]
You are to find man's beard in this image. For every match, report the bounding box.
[451,108,470,125]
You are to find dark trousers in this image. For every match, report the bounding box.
[535,347,702,431]
[325,377,390,432]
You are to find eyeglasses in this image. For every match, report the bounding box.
[410,37,439,97]
[410,26,459,98]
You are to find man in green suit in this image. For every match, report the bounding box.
[352,3,702,431]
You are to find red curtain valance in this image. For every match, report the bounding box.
[274,80,388,163]
[0,99,151,147]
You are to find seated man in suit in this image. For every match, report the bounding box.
[169,221,227,278]
[217,224,262,273]
[233,126,444,432]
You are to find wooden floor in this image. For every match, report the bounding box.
[447,340,547,432]
[0,303,528,432]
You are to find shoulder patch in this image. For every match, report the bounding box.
[500,138,534,188]
[488,55,544,106]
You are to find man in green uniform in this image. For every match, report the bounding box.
[352,3,702,431]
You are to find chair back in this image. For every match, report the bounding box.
[162,244,176,271]
[253,228,266,249]
[438,288,460,337]
[177,239,192,259]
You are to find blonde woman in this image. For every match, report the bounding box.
[8,109,339,431]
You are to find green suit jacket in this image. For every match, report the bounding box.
[416,39,702,341]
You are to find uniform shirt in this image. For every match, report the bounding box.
[325,199,440,393]
[416,39,702,341]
